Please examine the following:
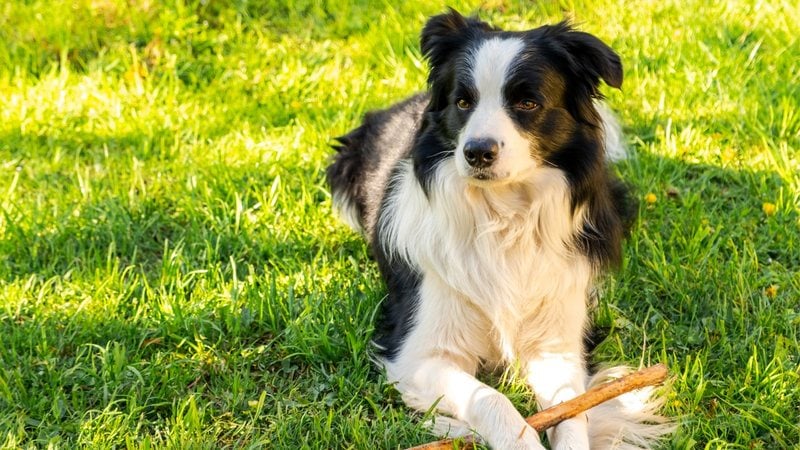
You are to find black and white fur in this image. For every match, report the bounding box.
[327,10,672,449]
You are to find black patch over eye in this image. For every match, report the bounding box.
[515,99,539,111]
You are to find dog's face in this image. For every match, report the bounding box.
[420,10,622,186]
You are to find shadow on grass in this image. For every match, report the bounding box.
[3,128,798,446]
[3,0,410,82]
[1,82,798,448]
[0,121,355,279]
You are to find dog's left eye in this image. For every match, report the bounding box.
[456,98,472,110]
[515,100,538,111]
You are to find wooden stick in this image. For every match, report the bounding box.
[406,364,668,450]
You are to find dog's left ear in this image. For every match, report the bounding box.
[559,27,623,89]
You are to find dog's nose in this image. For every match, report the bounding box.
[464,138,499,168]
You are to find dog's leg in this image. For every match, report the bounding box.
[526,352,589,449]
[522,291,590,450]
[387,355,545,449]
[384,276,545,450]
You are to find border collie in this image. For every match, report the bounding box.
[327,9,672,449]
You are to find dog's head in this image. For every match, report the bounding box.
[419,9,622,186]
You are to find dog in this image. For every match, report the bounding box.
[327,9,672,449]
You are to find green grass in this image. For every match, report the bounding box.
[1,0,798,448]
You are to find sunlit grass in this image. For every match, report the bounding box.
[1,0,798,448]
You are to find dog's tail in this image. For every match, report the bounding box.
[587,366,675,449]
[327,126,370,233]
[326,94,429,237]
[596,102,628,162]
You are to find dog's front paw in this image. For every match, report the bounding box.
[501,424,547,450]
[423,415,474,440]
[548,417,590,450]
[550,436,590,450]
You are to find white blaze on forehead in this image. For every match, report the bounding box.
[469,38,525,106]
[457,37,535,182]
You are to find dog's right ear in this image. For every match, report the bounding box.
[420,9,470,72]
[421,9,492,111]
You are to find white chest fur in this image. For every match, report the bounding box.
[379,159,593,360]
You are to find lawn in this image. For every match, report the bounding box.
[0,0,798,448]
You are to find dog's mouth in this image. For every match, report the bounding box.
[472,171,494,181]
[465,169,508,186]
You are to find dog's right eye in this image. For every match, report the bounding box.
[456,98,472,110]
[515,99,539,111]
